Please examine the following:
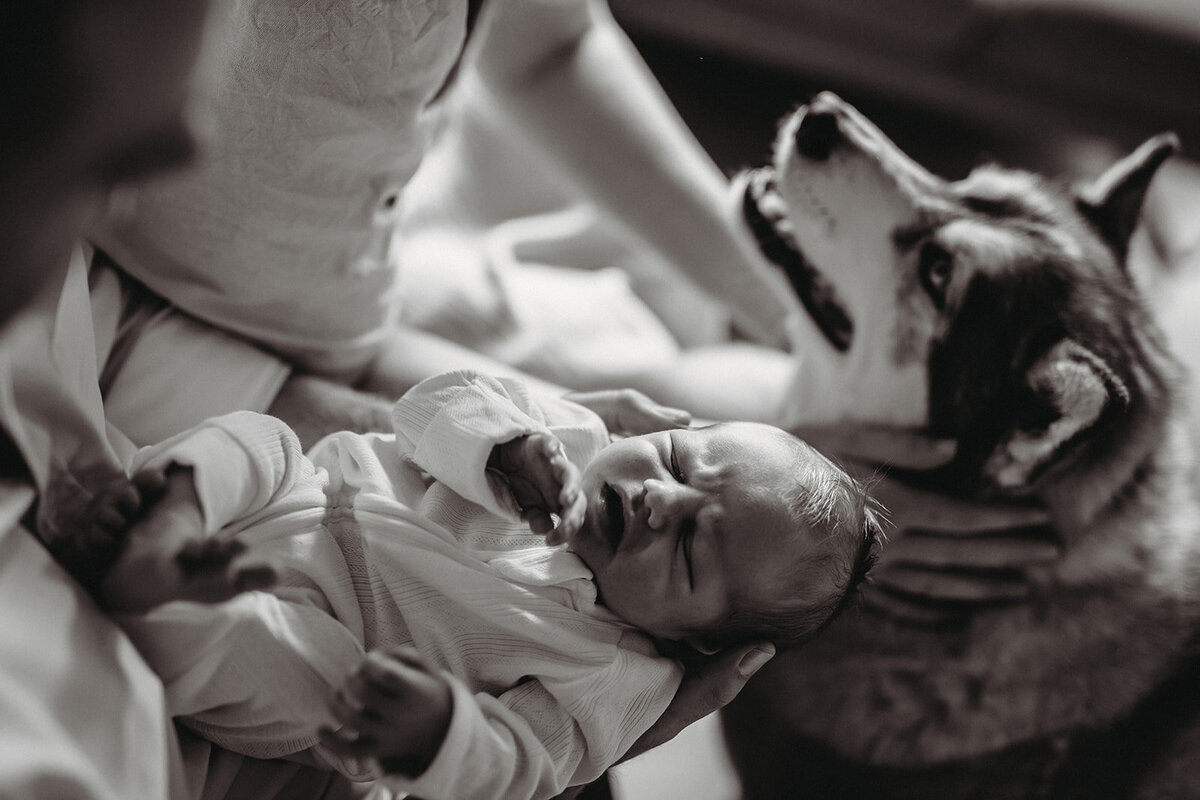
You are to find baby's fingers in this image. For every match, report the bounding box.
[509,433,581,535]
[93,500,134,532]
[547,485,584,546]
[89,475,149,533]
[130,468,170,506]
[550,452,581,509]
[318,725,379,759]
[324,660,393,746]
[360,649,432,695]
[522,508,556,535]
[542,445,583,543]
[93,468,171,533]
[107,481,142,517]
[356,649,446,711]
[536,433,580,493]
[513,433,567,502]
[328,681,369,727]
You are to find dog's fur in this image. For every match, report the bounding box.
[726,92,1200,799]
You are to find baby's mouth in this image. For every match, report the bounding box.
[600,483,625,552]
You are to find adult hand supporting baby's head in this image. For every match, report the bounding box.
[550,643,773,799]
[618,642,774,763]
[793,423,1062,626]
[565,389,692,436]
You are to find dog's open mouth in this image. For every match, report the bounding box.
[742,168,853,351]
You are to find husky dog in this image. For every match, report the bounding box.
[726,92,1200,799]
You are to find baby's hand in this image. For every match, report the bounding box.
[88,468,171,533]
[97,466,277,613]
[46,468,170,598]
[489,432,585,542]
[320,648,453,777]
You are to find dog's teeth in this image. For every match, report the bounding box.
[745,167,800,245]
[748,168,776,197]
[757,192,788,221]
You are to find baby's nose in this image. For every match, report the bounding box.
[644,479,700,530]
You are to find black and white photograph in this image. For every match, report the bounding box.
[2,1,1198,798]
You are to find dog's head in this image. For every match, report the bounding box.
[741,92,1179,496]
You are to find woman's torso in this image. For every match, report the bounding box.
[92,0,473,372]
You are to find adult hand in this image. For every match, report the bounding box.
[549,643,773,800]
[793,423,1062,625]
[268,374,392,450]
[621,642,774,761]
[861,480,1060,625]
[565,388,692,436]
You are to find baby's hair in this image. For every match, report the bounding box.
[704,435,884,650]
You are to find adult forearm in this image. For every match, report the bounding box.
[366,326,569,401]
[267,374,392,450]
[474,1,798,346]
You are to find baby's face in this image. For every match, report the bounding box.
[565,422,817,643]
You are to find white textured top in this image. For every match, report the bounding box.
[122,371,681,800]
[91,0,468,373]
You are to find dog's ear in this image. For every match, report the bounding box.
[1076,132,1179,261]
[984,339,1129,491]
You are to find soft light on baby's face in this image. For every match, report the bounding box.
[563,422,817,642]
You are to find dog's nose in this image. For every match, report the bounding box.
[795,109,839,161]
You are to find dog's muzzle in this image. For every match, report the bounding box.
[741,169,853,351]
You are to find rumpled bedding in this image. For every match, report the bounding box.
[396,67,734,388]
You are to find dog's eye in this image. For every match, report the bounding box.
[919,242,953,309]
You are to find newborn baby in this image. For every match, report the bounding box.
[69,370,881,800]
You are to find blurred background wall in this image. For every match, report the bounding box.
[609,0,1200,179]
